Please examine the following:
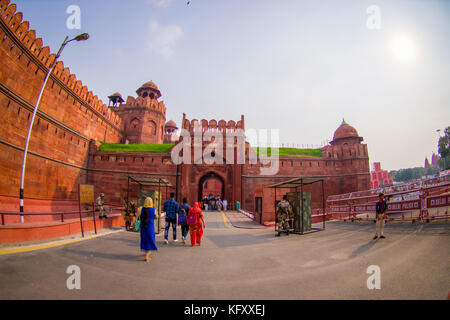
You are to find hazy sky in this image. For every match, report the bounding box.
[11,0,450,171]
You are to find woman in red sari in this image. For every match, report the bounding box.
[187,201,205,246]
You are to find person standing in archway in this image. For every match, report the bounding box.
[203,196,209,211]
[187,201,206,246]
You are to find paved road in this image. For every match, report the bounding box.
[0,211,449,299]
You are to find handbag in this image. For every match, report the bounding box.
[134,219,141,231]
[187,212,198,225]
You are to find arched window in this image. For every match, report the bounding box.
[148,120,156,135]
[131,118,140,130]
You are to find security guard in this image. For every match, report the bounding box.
[123,198,136,230]
[276,195,293,236]
[96,193,107,219]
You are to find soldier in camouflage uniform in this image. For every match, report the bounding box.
[96,193,107,219]
[276,195,293,236]
[123,198,136,231]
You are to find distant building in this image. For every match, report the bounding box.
[370,162,393,189]
[425,153,440,169]
[431,153,440,168]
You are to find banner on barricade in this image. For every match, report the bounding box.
[427,194,450,208]
[353,204,376,213]
[349,200,420,213]
[387,200,420,212]
[330,206,350,214]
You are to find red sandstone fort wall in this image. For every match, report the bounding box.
[0,0,122,208]
[87,147,178,206]
[242,153,370,224]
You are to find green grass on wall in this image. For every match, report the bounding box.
[252,147,322,157]
[98,142,174,153]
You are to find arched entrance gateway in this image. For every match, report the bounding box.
[198,172,225,201]
[175,114,246,208]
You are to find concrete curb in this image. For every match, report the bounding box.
[0,228,125,255]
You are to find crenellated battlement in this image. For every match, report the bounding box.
[182,113,245,133]
[122,95,166,115]
[0,0,122,129]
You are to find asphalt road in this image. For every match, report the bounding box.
[0,211,449,300]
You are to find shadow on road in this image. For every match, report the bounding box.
[62,247,141,261]
[207,233,270,248]
[328,220,449,236]
[101,233,139,247]
[349,240,377,259]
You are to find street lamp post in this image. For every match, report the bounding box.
[19,33,89,223]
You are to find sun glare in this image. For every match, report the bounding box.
[391,34,416,62]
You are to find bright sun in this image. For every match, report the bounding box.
[391,34,416,62]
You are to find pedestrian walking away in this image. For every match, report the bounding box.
[162,192,180,244]
[179,197,191,244]
[374,193,388,240]
[187,201,206,246]
[140,197,157,262]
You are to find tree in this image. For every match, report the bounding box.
[390,166,439,183]
[438,126,450,170]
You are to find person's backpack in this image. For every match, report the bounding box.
[178,207,187,225]
[187,211,198,225]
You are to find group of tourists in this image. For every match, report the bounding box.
[136,192,206,263]
[124,190,389,263]
[201,195,227,211]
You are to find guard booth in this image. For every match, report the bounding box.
[268,176,326,235]
[286,191,312,233]
[127,176,172,234]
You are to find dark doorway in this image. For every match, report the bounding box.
[255,197,262,223]
[198,172,225,201]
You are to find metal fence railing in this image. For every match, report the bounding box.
[0,206,123,237]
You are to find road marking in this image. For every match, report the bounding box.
[0,229,124,256]
[221,211,233,229]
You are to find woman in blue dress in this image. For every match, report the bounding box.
[140,197,157,262]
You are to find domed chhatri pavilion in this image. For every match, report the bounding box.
[108,81,167,144]
[330,119,363,145]
[164,120,179,143]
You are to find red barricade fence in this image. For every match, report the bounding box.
[327,182,449,224]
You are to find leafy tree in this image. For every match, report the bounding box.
[438,126,450,169]
[389,166,439,183]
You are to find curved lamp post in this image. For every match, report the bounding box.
[19,33,89,223]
